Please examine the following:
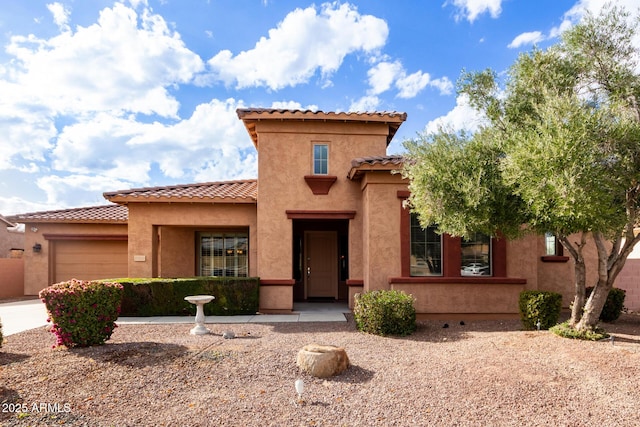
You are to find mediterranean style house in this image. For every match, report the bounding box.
[9,108,610,318]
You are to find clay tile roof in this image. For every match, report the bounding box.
[103,179,258,204]
[236,108,407,147]
[7,204,128,224]
[348,155,405,180]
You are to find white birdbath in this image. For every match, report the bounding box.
[184,295,215,335]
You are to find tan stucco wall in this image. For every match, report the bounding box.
[22,222,128,295]
[126,203,257,279]
[360,173,406,291]
[0,258,24,298]
[392,282,526,315]
[0,228,24,258]
[254,120,389,286]
[158,227,195,277]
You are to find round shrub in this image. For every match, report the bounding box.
[354,290,416,336]
[518,290,562,330]
[39,279,123,348]
[585,287,626,322]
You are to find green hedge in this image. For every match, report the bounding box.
[104,277,259,316]
[519,290,562,330]
[585,287,626,322]
[353,290,417,336]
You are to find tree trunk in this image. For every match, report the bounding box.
[559,234,587,326]
[576,232,613,331]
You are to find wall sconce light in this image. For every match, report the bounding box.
[31,226,38,232]
[33,243,42,253]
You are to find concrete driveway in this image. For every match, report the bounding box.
[0,298,49,336]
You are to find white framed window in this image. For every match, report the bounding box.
[198,232,248,277]
[410,213,442,276]
[461,232,491,276]
[313,144,328,175]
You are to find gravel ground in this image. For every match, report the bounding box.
[1,313,640,427]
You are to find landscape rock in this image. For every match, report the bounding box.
[296,343,350,378]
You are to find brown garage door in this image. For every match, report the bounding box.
[54,240,128,283]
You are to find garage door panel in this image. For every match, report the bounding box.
[54,240,128,283]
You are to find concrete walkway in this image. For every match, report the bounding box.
[0,300,349,336]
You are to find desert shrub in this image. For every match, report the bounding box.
[113,277,260,316]
[39,279,123,348]
[519,290,562,330]
[550,321,609,341]
[585,287,626,322]
[354,290,416,336]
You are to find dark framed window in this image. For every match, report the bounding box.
[313,144,328,175]
[198,232,248,277]
[461,232,491,276]
[410,213,442,276]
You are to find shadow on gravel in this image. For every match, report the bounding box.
[0,352,30,366]
[0,386,21,404]
[71,341,188,367]
[330,364,375,384]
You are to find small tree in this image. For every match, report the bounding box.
[403,4,640,332]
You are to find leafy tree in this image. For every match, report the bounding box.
[403,4,640,331]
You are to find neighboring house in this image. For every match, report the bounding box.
[0,214,25,298]
[9,108,592,318]
[0,214,24,258]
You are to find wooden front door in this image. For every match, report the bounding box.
[304,231,338,299]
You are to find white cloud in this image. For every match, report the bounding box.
[47,2,70,31]
[202,3,388,90]
[508,31,545,49]
[367,61,404,95]
[551,0,640,39]
[429,77,454,95]
[349,95,380,112]
[5,3,203,118]
[425,94,486,134]
[37,174,132,206]
[270,101,319,111]
[447,0,503,23]
[0,195,55,216]
[51,99,255,185]
[367,61,453,98]
[6,96,258,211]
[396,71,432,99]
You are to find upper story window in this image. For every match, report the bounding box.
[545,232,562,255]
[461,232,491,276]
[313,144,328,175]
[410,213,442,276]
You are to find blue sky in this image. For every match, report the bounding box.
[0,0,636,215]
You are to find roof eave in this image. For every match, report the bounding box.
[236,108,407,147]
[104,196,257,204]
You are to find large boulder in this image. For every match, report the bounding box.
[296,344,350,378]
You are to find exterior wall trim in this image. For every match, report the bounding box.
[285,210,356,220]
[541,256,570,263]
[43,234,128,241]
[260,279,296,286]
[303,175,337,195]
[389,277,526,285]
